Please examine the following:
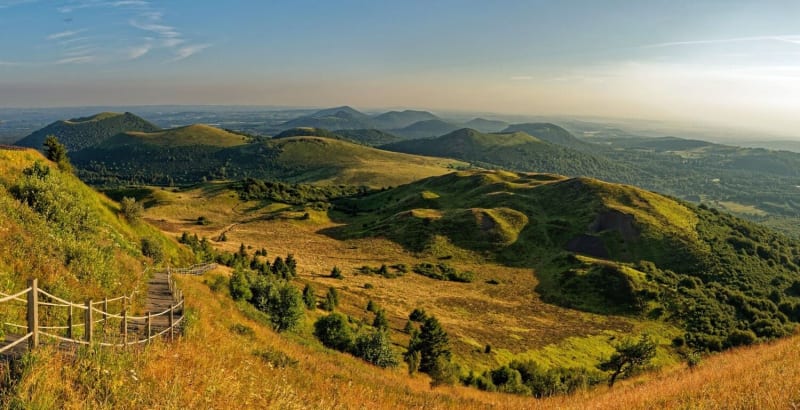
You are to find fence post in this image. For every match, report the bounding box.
[26,279,39,349]
[85,300,93,344]
[122,309,128,348]
[68,304,73,339]
[169,305,174,342]
[146,312,151,344]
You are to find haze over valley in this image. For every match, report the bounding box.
[1,1,800,409]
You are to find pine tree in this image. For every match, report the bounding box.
[373,309,389,330]
[302,284,316,309]
[43,135,72,172]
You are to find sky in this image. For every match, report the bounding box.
[1,0,800,136]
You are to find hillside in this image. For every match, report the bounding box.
[382,128,637,183]
[74,130,468,187]
[15,112,160,152]
[372,110,440,129]
[4,152,800,407]
[334,128,405,146]
[332,170,800,351]
[502,123,592,150]
[279,106,373,130]
[464,118,509,133]
[392,119,463,139]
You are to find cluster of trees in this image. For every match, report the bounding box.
[412,263,474,283]
[313,312,398,368]
[233,178,370,208]
[229,266,305,332]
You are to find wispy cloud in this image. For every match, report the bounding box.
[510,75,533,81]
[0,0,37,9]
[56,55,96,64]
[46,29,87,40]
[172,44,211,61]
[126,43,151,60]
[642,35,800,49]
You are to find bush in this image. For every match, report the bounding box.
[196,216,210,225]
[254,348,298,368]
[330,266,343,279]
[373,309,389,330]
[352,330,398,368]
[314,313,353,351]
[429,356,459,387]
[302,284,316,309]
[261,281,304,332]
[120,196,143,222]
[205,274,228,293]
[140,238,164,262]
[725,329,757,347]
[409,308,427,322]
[229,268,252,301]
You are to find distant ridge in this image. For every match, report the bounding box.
[502,122,591,150]
[464,117,508,133]
[15,112,160,152]
[371,110,440,129]
[391,119,462,139]
[279,106,373,130]
[382,127,634,182]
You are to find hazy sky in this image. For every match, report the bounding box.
[1,1,800,135]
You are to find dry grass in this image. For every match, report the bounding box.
[141,184,648,372]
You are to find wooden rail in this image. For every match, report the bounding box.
[0,264,214,356]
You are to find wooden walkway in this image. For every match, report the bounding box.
[0,264,214,360]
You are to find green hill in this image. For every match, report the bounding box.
[332,169,800,351]
[464,117,509,132]
[502,123,592,150]
[279,106,373,130]
[382,128,637,183]
[371,110,440,129]
[392,119,462,139]
[334,128,405,146]
[15,112,160,152]
[74,129,468,187]
[0,147,188,308]
[108,124,249,148]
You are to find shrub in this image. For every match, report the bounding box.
[373,309,389,330]
[330,266,343,279]
[229,268,252,301]
[120,197,143,222]
[302,284,316,309]
[140,238,164,262]
[254,348,298,368]
[429,356,459,387]
[352,330,398,368]
[409,308,427,322]
[197,216,210,225]
[314,313,353,351]
[205,274,228,293]
[230,323,255,337]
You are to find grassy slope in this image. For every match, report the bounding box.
[382,129,637,184]
[139,179,681,376]
[76,133,469,188]
[272,136,468,187]
[15,112,161,152]
[116,124,249,147]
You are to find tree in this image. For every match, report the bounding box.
[140,238,164,262]
[406,315,451,374]
[322,287,339,311]
[302,284,316,309]
[366,299,377,313]
[264,281,304,332]
[229,268,252,301]
[285,253,297,277]
[403,319,415,334]
[120,196,143,222]
[352,330,398,368]
[43,135,71,172]
[313,313,353,351]
[373,309,389,331]
[598,334,657,387]
[409,308,427,322]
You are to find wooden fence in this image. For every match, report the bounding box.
[0,263,215,356]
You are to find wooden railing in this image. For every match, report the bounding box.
[0,264,213,355]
